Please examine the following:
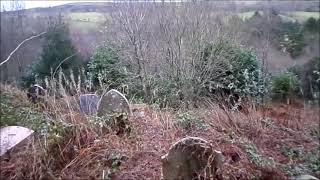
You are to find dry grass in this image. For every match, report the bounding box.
[0,84,319,179]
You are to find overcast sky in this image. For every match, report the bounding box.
[1,1,107,11]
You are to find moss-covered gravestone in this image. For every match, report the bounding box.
[79,94,99,115]
[97,89,131,117]
[161,137,224,180]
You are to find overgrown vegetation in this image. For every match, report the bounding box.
[1,83,318,179]
[0,87,45,130]
[1,2,319,180]
[244,142,276,168]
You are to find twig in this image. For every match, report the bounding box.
[52,52,78,78]
[0,31,46,66]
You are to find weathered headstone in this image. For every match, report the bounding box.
[97,89,131,117]
[161,137,224,180]
[0,126,34,156]
[79,94,99,115]
[27,84,46,103]
[294,175,319,180]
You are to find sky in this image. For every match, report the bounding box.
[1,1,106,11]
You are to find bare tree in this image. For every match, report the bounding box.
[110,3,152,101]
[106,2,241,105]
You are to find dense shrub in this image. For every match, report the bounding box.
[22,24,82,88]
[195,40,267,103]
[272,72,300,101]
[304,17,320,33]
[88,43,127,89]
[230,47,266,97]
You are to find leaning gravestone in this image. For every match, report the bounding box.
[0,126,34,156]
[294,175,319,180]
[79,94,99,115]
[97,89,131,117]
[161,137,224,180]
[27,84,46,103]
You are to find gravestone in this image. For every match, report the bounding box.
[294,175,319,180]
[79,94,99,115]
[0,126,34,156]
[161,137,224,180]
[27,84,46,103]
[97,89,131,117]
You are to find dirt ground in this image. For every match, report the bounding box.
[112,103,319,179]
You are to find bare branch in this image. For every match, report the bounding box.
[52,52,79,78]
[0,31,46,67]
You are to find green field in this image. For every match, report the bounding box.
[68,12,108,34]
[69,12,106,23]
[238,11,256,21]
